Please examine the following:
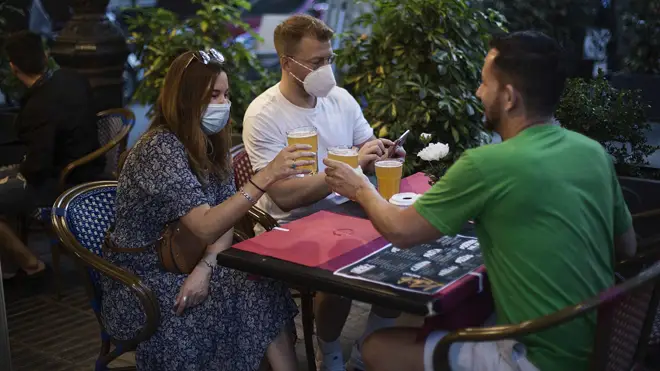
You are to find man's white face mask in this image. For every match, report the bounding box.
[288,57,337,98]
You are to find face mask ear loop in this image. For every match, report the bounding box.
[286,57,313,85]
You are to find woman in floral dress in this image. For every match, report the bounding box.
[100,49,315,370]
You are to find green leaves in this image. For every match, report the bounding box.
[556,73,657,177]
[621,0,660,74]
[335,0,506,177]
[125,0,277,126]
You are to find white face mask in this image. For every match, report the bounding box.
[201,102,231,135]
[288,58,336,97]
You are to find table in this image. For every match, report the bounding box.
[218,209,484,315]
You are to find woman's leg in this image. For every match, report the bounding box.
[266,324,299,371]
[0,220,45,275]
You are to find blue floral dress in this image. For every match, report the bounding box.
[101,128,298,370]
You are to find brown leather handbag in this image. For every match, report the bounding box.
[157,221,208,274]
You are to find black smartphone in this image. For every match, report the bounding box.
[387,129,410,158]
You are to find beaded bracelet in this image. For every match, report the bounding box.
[239,188,257,205]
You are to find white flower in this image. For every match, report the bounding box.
[417,142,449,161]
[420,133,432,141]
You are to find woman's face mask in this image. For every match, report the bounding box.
[288,57,336,98]
[201,102,231,135]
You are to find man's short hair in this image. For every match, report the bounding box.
[273,14,334,57]
[4,31,47,76]
[489,31,567,117]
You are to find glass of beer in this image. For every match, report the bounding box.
[327,145,359,169]
[375,159,404,201]
[286,126,318,174]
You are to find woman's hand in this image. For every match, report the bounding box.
[256,144,316,188]
[174,264,212,316]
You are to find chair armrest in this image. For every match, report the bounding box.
[58,124,132,188]
[55,231,160,347]
[247,206,279,231]
[617,244,660,274]
[633,209,660,220]
[233,228,251,243]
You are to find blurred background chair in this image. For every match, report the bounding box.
[432,246,660,371]
[51,180,158,371]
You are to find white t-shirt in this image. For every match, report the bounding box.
[243,83,373,229]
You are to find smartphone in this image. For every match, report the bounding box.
[387,129,410,158]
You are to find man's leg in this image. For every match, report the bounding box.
[363,326,539,371]
[314,292,353,370]
[361,327,428,371]
[347,306,400,370]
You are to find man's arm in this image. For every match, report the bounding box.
[266,173,332,212]
[355,185,443,248]
[325,152,488,248]
[614,225,637,259]
[17,108,56,186]
[610,159,636,260]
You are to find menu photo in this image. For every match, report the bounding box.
[334,235,483,295]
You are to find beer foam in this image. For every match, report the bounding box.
[376,160,403,168]
[329,147,358,156]
[287,130,316,138]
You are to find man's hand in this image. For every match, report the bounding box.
[358,138,406,173]
[358,139,386,172]
[324,158,373,200]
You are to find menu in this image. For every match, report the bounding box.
[334,235,482,295]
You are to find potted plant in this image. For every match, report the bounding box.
[335,0,506,176]
[125,0,278,127]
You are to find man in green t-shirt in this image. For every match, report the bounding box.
[323,31,637,371]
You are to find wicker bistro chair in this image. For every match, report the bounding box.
[52,181,263,370]
[231,145,318,371]
[621,181,660,350]
[19,108,136,299]
[51,181,159,371]
[432,248,660,371]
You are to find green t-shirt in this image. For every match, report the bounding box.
[414,124,632,371]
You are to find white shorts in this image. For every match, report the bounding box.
[423,331,539,371]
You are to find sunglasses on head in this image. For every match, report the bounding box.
[185,48,225,69]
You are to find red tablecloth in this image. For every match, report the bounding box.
[233,172,489,316]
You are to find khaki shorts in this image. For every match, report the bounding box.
[423,331,539,371]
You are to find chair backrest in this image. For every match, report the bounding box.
[589,254,660,371]
[232,145,255,190]
[96,108,136,176]
[53,181,117,290]
[51,181,161,361]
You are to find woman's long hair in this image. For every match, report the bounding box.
[148,51,231,183]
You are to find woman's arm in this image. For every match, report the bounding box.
[180,144,315,245]
[180,171,271,245]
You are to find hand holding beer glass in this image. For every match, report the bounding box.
[327,145,359,169]
[286,126,318,175]
[375,158,404,201]
[327,145,359,197]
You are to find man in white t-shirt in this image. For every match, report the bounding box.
[243,14,403,371]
